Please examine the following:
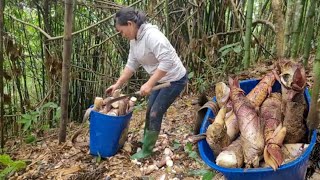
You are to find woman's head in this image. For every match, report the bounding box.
[114,7,147,40]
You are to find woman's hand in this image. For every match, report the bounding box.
[105,83,120,95]
[140,69,167,96]
[140,82,153,96]
[106,67,134,95]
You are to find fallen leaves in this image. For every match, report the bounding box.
[6,95,211,179]
[6,65,318,179]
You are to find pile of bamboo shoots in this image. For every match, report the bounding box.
[205,59,310,170]
[83,89,137,122]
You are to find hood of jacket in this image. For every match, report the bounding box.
[136,23,159,41]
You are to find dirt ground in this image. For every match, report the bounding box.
[5,93,320,180]
[4,60,320,180]
[6,95,211,179]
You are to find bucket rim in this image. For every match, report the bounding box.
[90,108,133,118]
[198,78,317,173]
[198,129,316,173]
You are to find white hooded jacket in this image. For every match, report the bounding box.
[126,23,186,83]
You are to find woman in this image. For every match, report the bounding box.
[106,7,187,160]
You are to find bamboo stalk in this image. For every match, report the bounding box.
[0,0,5,149]
[284,0,294,56]
[302,0,316,67]
[228,0,243,35]
[307,33,320,135]
[59,0,74,143]
[243,0,254,68]
[271,0,285,58]
[165,0,169,36]
[290,0,303,58]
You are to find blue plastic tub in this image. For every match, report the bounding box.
[90,109,133,158]
[198,79,317,180]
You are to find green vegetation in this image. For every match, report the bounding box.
[0,154,26,179]
[0,0,319,170]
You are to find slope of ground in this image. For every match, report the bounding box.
[4,60,320,179]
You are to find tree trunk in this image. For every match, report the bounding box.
[271,0,285,58]
[59,0,74,143]
[307,33,320,133]
[0,0,4,149]
[302,0,317,67]
[243,0,254,68]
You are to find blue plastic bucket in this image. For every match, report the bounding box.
[198,79,317,180]
[90,109,133,158]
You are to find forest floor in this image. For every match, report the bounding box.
[5,60,320,180]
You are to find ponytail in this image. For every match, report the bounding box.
[115,7,147,28]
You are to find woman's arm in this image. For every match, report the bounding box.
[106,67,134,94]
[140,69,167,96]
[108,45,138,93]
[115,66,134,87]
[146,69,167,86]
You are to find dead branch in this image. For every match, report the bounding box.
[169,9,198,36]
[94,0,123,9]
[5,13,52,39]
[5,0,142,41]
[228,0,243,35]
[209,19,275,38]
[88,0,168,50]
[253,19,275,32]
[88,32,120,50]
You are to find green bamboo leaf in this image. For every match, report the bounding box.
[188,169,215,178]
[12,161,26,170]
[16,118,28,124]
[53,107,61,122]
[0,166,15,178]
[0,154,26,178]
[21,114,32,121]
[184,142,193,153]
[221,48,233,57]
[188,151,198,159]
[202,171,215,180]
[188,71,194,79]
[25,135,36,144]
[0,154,13,166]
[23,120,32,132]
[218,42,241,52]
[172,140,181,150]
[233,45,242,53]
[41,102,58,109]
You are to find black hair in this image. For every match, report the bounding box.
[115,7,147,28]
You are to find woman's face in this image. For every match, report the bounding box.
[116,21,138,40]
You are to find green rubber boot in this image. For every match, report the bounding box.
[131,130,159,160]
[138,122,148,144]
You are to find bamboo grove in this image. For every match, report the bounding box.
[0,0,320,145]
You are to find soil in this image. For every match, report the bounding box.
[4,60,320,179]
[5,94,320,180]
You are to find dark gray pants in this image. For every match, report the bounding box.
[145,74,188,132]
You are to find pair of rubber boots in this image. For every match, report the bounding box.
[130,129,159,160]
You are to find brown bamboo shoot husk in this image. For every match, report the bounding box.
[261,93,286,170]
[118,99,128,116]
[229,77,264,168]
[206,107,230,156]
